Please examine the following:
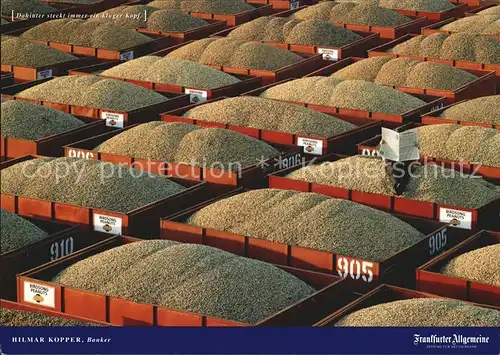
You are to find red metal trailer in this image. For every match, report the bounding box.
[417,230,499,306]
[15,235,357,326]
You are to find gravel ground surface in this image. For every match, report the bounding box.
[440,244,500,287]
[296,2,411,26]
[183,96,356,138]
[187,189,424,261]
[1,209,50,253]
[335,298,500,326]
[51,240,315,324]
[332,57,392,82]
[0,158,187,213]
[293,2,336,21]
[1,100,85,140]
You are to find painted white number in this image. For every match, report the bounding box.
[361,262,374,282]
[68,149,94,160]
[277,153,302,170]
[50,237,74,261]
[349,260,361,280]
[361,148,380,157]
[429,228,448,256]
[337,257,349,278]
[430,103,444,112]
[337,257,374,283]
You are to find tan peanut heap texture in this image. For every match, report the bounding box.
[51,240,315,324]
[100,56,241,89]
[332,57,479,91]
[1,36,78,67]
[440,244,500,287]
[1,308,98,326]
[21,19,154,51]
[1,209,50,254]
[187,188,425,261]
[14,76,169,111]
[182,96,357,138]
[439,95,500,126]
[0,158,187,213]
[286,156,500,209]
[1,100,85,140]
[95,122,280,171]
[335,298,500,326]
[167,38,304,71]
[259,77,426,115]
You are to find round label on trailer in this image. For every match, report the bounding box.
[290,1,300,9]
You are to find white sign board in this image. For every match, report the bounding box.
[185,88,208,103]
[101,112,125,128]
[439,208,473,230]
[23,281,55,308]
[93,214,123,235]
[297,137,323,155]
[317,48,339,61]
